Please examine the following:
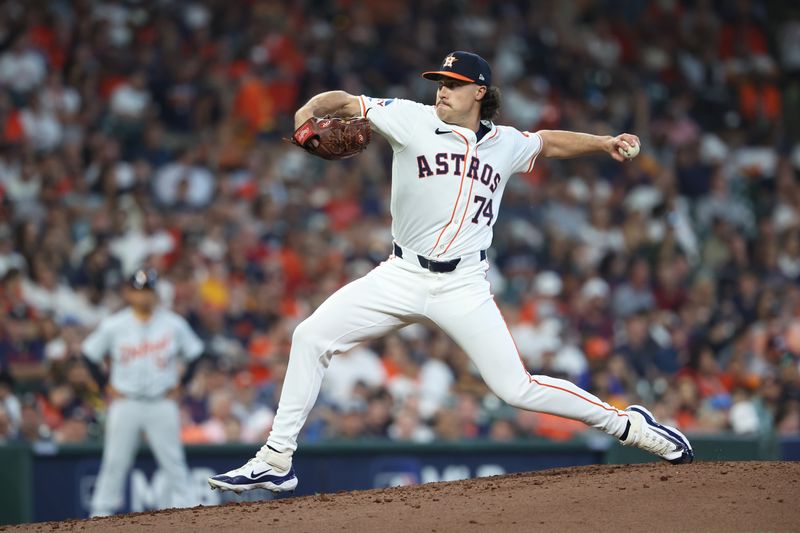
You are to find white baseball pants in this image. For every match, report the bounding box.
[90,398,193,516]
[267,255,629,454]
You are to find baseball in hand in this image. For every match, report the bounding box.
[618,141,640,159]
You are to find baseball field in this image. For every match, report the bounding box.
[2,461,797,532]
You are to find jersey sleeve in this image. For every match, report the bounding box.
[357,96,422,150]
[175,316,204,361]
[509,129,544,175]
[81,320,111,363]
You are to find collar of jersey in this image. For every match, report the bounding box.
[440,122,496,145]
[428,107,495,145]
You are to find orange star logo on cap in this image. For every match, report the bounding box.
[443,55,457,68]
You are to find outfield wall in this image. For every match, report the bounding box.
[0,433,788,525]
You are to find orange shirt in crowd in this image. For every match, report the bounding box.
[233,75,275,134]
[531,413,587,441]
[739,82,782,122]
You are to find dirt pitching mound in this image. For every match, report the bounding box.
[4,461,799,533]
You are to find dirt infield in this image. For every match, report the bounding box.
[3,461,799,533]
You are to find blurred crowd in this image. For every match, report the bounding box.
[1,0,800,448]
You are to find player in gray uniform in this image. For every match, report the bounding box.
[83,268,204,517]
[209,51,693,494]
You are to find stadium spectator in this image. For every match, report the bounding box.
[0,35,47,102]
[0,370,19,438]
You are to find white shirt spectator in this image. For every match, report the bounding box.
[0,405,15,442]
[0,249,25,278]
[40,83,81,116]
[240,407,275,443]
[695,192,755,234]
[21,278,106,327]
[510,317,562,371]
[669,197,701,264]
[110,82,149,118]
[545,200,587,239]
[0,48,46,93]
[0,226,25,277]
[551,344,589,379]
[84,160,137,191]
[418,358,454,419]
[153,162,215,208]
[323,346,385,408]
[386,373,419,405]
[0,390,21,435]
[772,202,799,232]
[110,228,176,275]
[581,223,625,264]
[729,399,760,434]
[502,79,546,130]
[779,18,800,72]
[45,336,69,361]
[584,24,622,68]
[778,248,800,280]
[612,282,656,317]
[20,106,63,151]
[387,407,435,443]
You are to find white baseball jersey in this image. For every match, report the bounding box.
[82,307,203,398]
[357,95,543,259]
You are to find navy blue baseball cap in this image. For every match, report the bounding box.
[128,268,158,290]
[422,51,492,86]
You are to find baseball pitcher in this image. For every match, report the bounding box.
[83,269,204,516]
[209,51,693,494]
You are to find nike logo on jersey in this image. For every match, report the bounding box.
[435,128,451,135]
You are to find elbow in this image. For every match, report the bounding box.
[319,90,355,110]
[333,91,361,117]
[300,90,360,119]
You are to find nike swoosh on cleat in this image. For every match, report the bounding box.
[435,128,451,135]
[250,468,272,478]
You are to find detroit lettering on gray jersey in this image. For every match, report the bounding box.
[82,307,203,398]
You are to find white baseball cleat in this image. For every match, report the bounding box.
[208,446,298,493]
[621,405,694,464]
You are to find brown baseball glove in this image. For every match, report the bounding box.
[290,117,371,160]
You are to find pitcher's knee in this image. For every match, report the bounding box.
[492,379,535,410]
[498,391,526,410]
[291,317,333,358]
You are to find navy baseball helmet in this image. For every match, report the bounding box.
[422,51,492,86]
[128,268,158,290]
